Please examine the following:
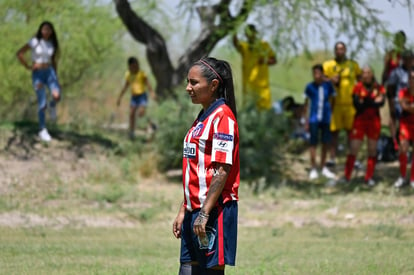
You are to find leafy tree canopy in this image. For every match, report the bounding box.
[115,0,413,96]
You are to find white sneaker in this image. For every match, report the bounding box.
[309,169,319,180]
[39,128,52,142]
[49,104,57,122]
[366,178,376,186]
[394,177,405,188]
[321,167,336,179]
[410,181,414,189]
[354,160,363,170]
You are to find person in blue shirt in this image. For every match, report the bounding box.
[304,64,336,180]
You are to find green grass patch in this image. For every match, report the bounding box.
[0,226,414,274]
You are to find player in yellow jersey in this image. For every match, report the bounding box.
[233,24,277,111]
[117,57,156,139]
[323,42,362,166]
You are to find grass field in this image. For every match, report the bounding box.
[1,44,413,274]
[1,225,414,274]
[1,122,414,274]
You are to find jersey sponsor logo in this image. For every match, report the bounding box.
[213,133,233,141]
[183,142,196,159]
[217,141,228,148]
[192,123,204,137]
[214,140,231,153]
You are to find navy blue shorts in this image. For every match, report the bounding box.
[130,93,148,108]
[309,122,331,145]
[180,201,238,268]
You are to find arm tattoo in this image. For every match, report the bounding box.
[209,172,227,194]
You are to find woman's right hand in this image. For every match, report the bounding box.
[172,212,185,239]
[173,204,186,239]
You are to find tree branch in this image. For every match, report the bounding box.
[113,0,175,98]
[173,0,253,86]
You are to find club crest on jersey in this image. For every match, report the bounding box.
[214,133,233,141]
[192,123,204,138]
[183,142,196,159]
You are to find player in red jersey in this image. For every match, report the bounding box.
[344,66,385,185]
[173,57,239,275]
[382,31,406,84]
[395,70,414,188]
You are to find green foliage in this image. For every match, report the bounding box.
[153,91,199,172]
[0,0,122,117]
[247,0,413,58]
[238,105,290,186]
[153,93,291,185]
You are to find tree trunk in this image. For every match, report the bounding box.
[114,0,252,98]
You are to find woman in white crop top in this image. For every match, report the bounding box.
[17,21,61,142]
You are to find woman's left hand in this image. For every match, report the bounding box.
[374,95,384,103]
[193,211,209,238]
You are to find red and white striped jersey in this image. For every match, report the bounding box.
[182,99,240,211]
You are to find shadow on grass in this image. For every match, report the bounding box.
[248,167,414,197]
[1,120,118,159]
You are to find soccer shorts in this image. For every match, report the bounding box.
[350,117,381,140]
[330,104,355,132]
[309,122,331,145]
[130,93,148,108]
[180,201,238,269]
[399,121,414,141]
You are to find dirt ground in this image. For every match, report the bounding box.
[1,125,414,230]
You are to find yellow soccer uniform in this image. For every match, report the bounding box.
[125,70,148,96]
[323,59,361,131]
[236,40,276,110]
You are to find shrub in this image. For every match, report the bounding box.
[153,95,292,187]
[238,104,290,187]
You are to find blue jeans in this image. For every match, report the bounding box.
[32,67,61,129]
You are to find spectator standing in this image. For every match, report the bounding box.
[386,50,414,151]
[323,42,362,166]
[16,21,61,142]
[304,64,336,180]
[382,31,407,85]
[394,70,414,188]
[233,24,276,111]
[343,66,385,185]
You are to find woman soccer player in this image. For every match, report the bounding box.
[395,70,414,188]
[344,66,385,185]
[172,57,239,275]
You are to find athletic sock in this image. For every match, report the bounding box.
[399,153,408,178]
[344,154,356,180]
[179,263,201,275]
[365,156,377,181]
